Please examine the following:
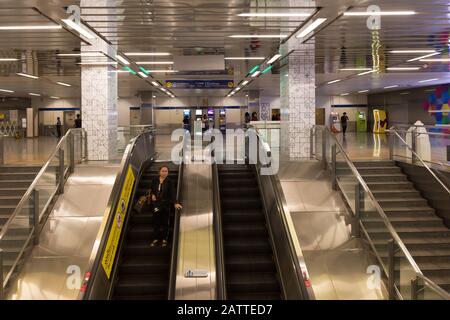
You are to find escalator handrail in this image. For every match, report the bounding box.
[168,148,184,300]
[212,163,227,300]
[79,131,154,300]
[389,128,450,196]
[253,132,314,300]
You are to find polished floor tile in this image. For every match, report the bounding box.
[2,136,58,165]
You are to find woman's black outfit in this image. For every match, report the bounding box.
[150,176,176,241]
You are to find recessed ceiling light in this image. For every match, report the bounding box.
[152,95,156,98]
[357,70,376,76]
[229,35,287,38]
[56,81,72,87]
[267,54,282,64]
[418,78,439,83]
[384,85,399,89]
[340,68,372,71]
[61,19,96,39]
[29,93,41,96]
[0,25,62,30]
[138,71,148,78]
[242,80,249,86]
[151,81,160,87]
[407,52,440,62]
[420,58,450,62]
[390,50,436,54]
[400,92,410,95]
[296,18,327,38]
[238,13,311,17]
[57,52,104,57]
[0,58,18,62]
[358,90,369,93]
[77,62,118,65]
[17,72,38,79]
[340,93,350,96]
[344,11,416,16]
[224,57,265,60]
[327,79,342,84]
[0,89,14,93]
[137,61,174,65]
[386,67,421,71]
[251,70,261,78]
[50,96,60,99]
[125,52,171,56]
[147,70,178,73]
[116,55,130,65]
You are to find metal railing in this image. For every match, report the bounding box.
[0,128,87,298]
[117,125,154,153]
[312,125,450,300]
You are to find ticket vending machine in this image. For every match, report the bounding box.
[356,111,367,132]
[195,109,203,121]
[218,109,226,132]
[207,108,215,129]
[330,112,341,133]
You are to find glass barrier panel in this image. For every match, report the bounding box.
[396,247,417,300]
[417,277,447,300]
[35,155,59,221]
[335,151,358,213]
[0,195,33,279]
[315,128,322,160]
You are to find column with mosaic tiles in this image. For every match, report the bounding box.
[81,0,118,160]
[280,0,316,160]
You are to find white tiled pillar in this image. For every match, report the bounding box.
[280,0,316,160]
[81,0,118,160]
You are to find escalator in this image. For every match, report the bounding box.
[217,164,283,300]
[112,162,179,300]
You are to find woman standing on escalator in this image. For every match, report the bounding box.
[150,166,182,247]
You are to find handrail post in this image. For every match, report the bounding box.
[58,149,65,194]
[353,183,361,238]
[411,276,419,300]
[331,144,337,190]
[388,239,396,300]
[322,129,327,169]
[0,134,4,166]
[388,131,394,161]
[0,248,4,299]
[309,127,314,159]
[411,128,417,164]
[33,189,40,245]
[84,129,88,160]
[69,132,75,174]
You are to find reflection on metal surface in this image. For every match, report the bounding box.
[176,163,216,300]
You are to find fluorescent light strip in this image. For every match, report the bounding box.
[358,70,376,76]
[17,73,38,79]
[147,70,177,73]
[418,78,439,83]
[116,55,130,65]
[0,89,14,93]
[327,79,342,84]
[151,81,160,87]
[340,68,372,71]
[0,25,62,30]
[56,81,71,87]
[358,90,369,93]
[242,80,249,86]
[50,96,60,99]
[137,61,174,65]
[238,13,311,17]
[420,58,450,62]
[390,50,436,54]
[138,71,148,78]
[230,35,287,38]
[267,54,281,64]
[0,58,18,61]
[296,18,327,38]
[387,67,421,71]
[29,93,41,96]
[224,57,265,60]
[62,19,96,39]
[341,93,350,96]
[77,62,118,65]
[251,70,261,78]
[344,11,416,16]
[407,52,440,62]
[125,52,171,56]
[57,52,103,57]
[384,85,399,89]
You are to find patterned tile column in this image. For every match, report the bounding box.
[280,0,316,160]
[81,0,118,160]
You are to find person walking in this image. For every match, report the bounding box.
[341,112,349,135]
[56,117,62,138]
[149,166,182,247]
[74,114,82,128]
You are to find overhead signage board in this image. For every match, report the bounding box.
[165,80,234,89]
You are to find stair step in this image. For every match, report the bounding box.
[0,180,34,188]
[366,181,415,190]
[361,174,408,183]
[377,198,429,208]
[337,167,402,175]
[0,188,28,197]
[0,173,38,180]
[0,166,41,173]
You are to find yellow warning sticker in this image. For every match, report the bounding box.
[101,165,135,279]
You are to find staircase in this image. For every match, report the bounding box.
[337,160,450,294]
[218,164,283,300]
[0,165,41,285]
[112,162,178,300]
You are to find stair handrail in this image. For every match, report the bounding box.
[414,273,450,300]
[389,128,450,197]
[0,128,86,293]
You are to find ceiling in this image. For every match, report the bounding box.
[0,0,448,99]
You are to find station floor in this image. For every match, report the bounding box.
[7,161,120,300]
[279,161,387,300]
[1,136,58,165]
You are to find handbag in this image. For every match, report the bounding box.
[134,192,150,214]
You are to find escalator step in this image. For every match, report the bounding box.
[120,256,169,274]
[228,292,282,300]
[222,198,261,210]
[114,274,168,296]
[123,240,171,257]
[222,210,265,223]
[227,273,280,294]
[224,238,272,254]
[223,222,268,237]
[225,255,276,273]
